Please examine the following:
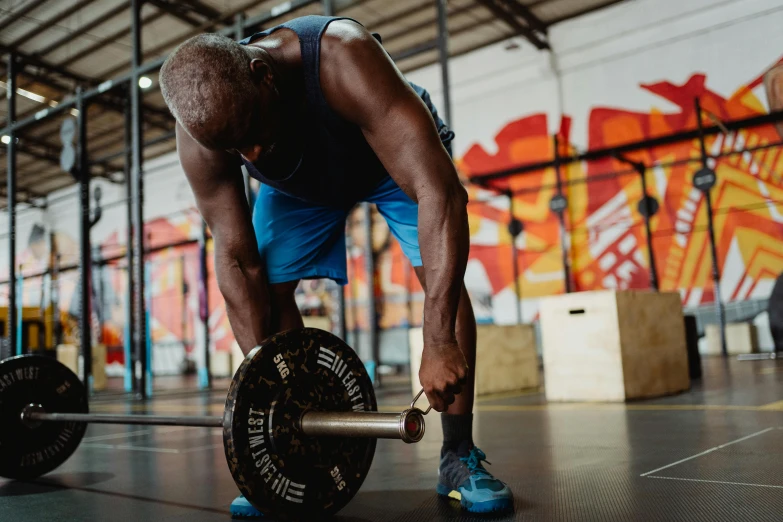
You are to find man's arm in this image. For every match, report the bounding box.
[320,22,470,410]
[176,123,271,354]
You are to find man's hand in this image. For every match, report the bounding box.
[419,341,469,412]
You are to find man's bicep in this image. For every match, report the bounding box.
[321,25,460,200]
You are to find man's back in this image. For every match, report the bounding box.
[237,15,454,208]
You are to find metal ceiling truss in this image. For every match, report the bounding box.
[474,0,550,50]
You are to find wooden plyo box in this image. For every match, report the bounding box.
[704,322,759,355]
[408,324,540,398]
[539,290,690,402]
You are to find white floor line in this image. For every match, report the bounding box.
[646,475,783,490]
[81,443,181,454]
[81,426,190,442]
[179,443,224,454]
[639,427,776,477]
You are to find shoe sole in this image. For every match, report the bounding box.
[436,484,513,513]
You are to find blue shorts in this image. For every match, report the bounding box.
[252,176,421,286]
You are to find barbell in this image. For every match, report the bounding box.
[0,328,429,521]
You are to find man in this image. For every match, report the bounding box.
[159,15,513,517]
[765,62,783,352]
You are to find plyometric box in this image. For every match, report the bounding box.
[704,322,759,355]
[539,290,690,402]
[409,324,540,398]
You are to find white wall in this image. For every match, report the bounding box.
[2,0,782,349]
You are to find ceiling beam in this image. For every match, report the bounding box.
[31,1,132,58]
[56,9,168,68]
[391,13,499,61]
[382,3,479,43]
[96,0,279,79]
[474,0,549,50]
[0,0,52,33]
[501,0,548,34]
[181,0,221,20]
[8,0,104,48]
[147,0,204,26]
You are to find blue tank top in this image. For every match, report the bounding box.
[238,15,454,209]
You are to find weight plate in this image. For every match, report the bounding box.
[224,328,377,521]
[550,194,568,213]
[507,218,524,238]
[637,194,660,218]
[0,355,88,480]
[59,118,76,144]
[693,167,717,192]
[60,145,76,174]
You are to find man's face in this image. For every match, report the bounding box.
[232,58,288,166]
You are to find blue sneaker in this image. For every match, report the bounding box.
[437,443,513,513]
[230,494,263,518]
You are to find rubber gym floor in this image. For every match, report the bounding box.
[2,356,783,521]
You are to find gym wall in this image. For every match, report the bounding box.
[0,0,781,364]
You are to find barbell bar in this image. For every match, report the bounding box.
[0,327,430,521]
[20,405,426,442]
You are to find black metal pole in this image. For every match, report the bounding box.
[123,97,134,392]
[637,164,659,291]
[7,52,17,354]
[76,88,92,390]
[322,0,346,341]
[234,12,252,208]
[695,97,727,357]
[436,0,452,126]
[130,0,148,399]
[508,192,522,324]
[553,135,572,293]
[199,220,211,390]
[363,203,378,383]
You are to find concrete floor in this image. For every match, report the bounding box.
[2,357,783,521]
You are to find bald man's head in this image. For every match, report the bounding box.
[160,34,264,150]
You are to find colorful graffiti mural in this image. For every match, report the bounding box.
[6,59,783,358]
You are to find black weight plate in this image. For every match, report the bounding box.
[508,217,524,238]
[224,328,377,521]
[637,194,660,218]
[0,355,88,480]
[693,167,717,192]
[550,194,568,213]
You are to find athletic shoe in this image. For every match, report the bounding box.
[230,494,263,518]
[436,442,513,513]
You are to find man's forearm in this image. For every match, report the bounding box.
[418,186,470,346]
[216,256,271,355]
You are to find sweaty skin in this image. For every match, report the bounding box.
[176,21,470,412]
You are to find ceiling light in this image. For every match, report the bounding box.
[1,135,10,144]
[138,76,152,89]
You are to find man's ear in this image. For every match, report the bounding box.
[764,64,783,139]
[250,58,275,88]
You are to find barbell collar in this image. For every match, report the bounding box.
[300,408,425,443]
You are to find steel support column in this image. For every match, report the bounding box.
[363,203,379,384]
[436,0,453,126]
[123,98,134,392]
[6,53,17,353]
[198,220,211,390]
[553,135,572,293]
[130,0,148,398]
[695,97,727,357]
[637,164,659,291]
[76,89,93,390]
[508,192,522,324]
